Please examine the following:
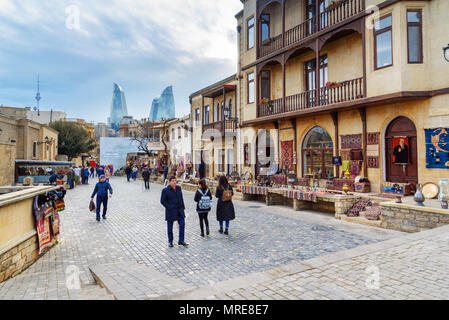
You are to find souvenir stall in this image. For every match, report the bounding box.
[33,187,67,254]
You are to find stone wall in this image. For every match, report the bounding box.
[0,142,16,186]
[380,202,449,233]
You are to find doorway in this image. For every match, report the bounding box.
[385,116,418,184]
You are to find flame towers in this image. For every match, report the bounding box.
[149,86,175,121]
[108,83,128,131]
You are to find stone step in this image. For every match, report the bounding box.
[340,215,382,228]
[89,262,195,300]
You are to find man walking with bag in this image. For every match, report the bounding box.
[91,175,113,222]
[160,176,188,247]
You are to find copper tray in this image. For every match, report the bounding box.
[422,182,439,199]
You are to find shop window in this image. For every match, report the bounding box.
[302,126,334,179]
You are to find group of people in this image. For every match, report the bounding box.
[89,162,236,247]
[160,175,235,247]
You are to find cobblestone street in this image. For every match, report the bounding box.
[0,177,421,300]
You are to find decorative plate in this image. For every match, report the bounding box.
[422,182,439,199]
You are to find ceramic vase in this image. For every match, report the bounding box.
[414,184,425,206]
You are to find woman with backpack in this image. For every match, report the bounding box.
[215,176,235,235]
[194,179,212,237]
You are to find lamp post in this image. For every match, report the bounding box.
[444,44,449,62]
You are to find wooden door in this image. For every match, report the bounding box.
[385,117,418,183]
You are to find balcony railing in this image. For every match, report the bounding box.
[202,120,236,134]
[257,77,364,118]
[285,17,317,47]
[258,0,364,58]
[259,34,283,58]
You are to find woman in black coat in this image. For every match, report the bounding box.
[194,179,212,237]
[215,176,235,235]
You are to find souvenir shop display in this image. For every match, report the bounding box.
[33,187,66,254]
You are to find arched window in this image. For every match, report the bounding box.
[302,126,334,179]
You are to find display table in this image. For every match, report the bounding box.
[241,185,269,196]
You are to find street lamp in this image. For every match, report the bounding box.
[444,44,449,62]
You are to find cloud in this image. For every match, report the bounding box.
[0,0,243,122]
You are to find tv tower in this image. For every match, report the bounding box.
[35,74,41,116]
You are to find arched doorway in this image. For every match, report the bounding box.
[255,130,275,176]
[302,126,334,178]
[385,116,418,183]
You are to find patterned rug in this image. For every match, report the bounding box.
[281,141,294,171]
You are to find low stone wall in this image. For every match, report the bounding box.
[380,202,449,233]
[0,186,58,283]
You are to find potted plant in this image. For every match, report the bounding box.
[259,97,270,104]
[326,81,340,88]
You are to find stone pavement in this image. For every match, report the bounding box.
[163,225,449,300]
[0,177,403,300]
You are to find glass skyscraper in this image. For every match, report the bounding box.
[149,86,175,121]
[108,83,128,131]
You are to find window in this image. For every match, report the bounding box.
[178,127,181,139]
[184,126,188,138]
[261,70,271,100]
[203,105,210,125]
[302,127,334,179]
[247,72,255,104]
[261,14,270,42]
[217,149,225,173]
[374,15,393,69]
[247,17,255,50]
[194,108,200,126]
[407,9,423,63]
[33,142,37,158]
[304,55,327,106]
[215,102,220,122]
[171,128,175,140]
[227,98,233,119]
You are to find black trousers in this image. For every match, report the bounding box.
[144,179,150,189]
[198,212,209,234]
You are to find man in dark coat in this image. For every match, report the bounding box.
[160,176,188,247]
[125,165,132,182]
[393,138,409,164]
[91,175,113,222]
[142,167,150,190]
[198,160,205,180]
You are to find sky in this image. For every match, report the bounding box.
[0,0,243,123]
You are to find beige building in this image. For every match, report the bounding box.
[226,0,449,193]
[0,110,59,185]
[190,75,240,178]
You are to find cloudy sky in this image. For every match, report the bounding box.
[0,0,242,123]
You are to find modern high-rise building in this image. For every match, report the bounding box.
[149,86,175,121]
[108,83,128,131]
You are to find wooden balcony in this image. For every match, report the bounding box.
[257,77,364,118]
[258,0,364,59]
[202,120,236,134]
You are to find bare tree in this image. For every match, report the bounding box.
[131,119,170,156]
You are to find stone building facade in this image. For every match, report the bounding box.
[191,0,449,193]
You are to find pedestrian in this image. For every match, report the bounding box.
[160,176,188,247]
[125,165,132,182]
[215,176,235,235]
[198,159,205,180]
[90,166,95,178]
[142,167,150,190]
[98,166,105,177]
[132,165,138,181]
[194,179,212,237]
[162,165,169,185]
[67,168,74,189]
[91,175,113,222]
[104,166,112,183]
[84,167,90,185]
